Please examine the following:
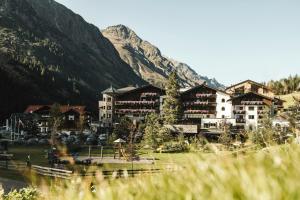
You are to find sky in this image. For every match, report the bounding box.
[56,0,300,86]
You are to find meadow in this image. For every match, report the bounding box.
[2,143,300,200]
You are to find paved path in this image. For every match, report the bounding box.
[0,177,27,193]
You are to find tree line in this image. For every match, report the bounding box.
[266,74,300,95]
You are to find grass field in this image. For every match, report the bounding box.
[5,144,300,200]
[277,91,300,108]
[2,145,210,182]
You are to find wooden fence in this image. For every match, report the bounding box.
[31,165,73,179]
[0,160,162,180]
[0,160,27,171]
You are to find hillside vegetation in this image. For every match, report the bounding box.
[0,0,145,119]
[277,92,300,109]
[267,74,300,95]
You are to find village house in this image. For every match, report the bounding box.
[180,84,235,129]
[99,85,165,127]
[24,105,90,133]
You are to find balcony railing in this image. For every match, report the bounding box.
[241,101,263,105]
[115,109,156,114]
[234,110,246,114]
[141,93,159,97]
[236,119,246,123]
[257,110,267,114]
[195,93,216,98]
[184,110,213,114]
[115,101,158,105]
[183,101,216,106]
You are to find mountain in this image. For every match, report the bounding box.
[0,0,146,119]
[102,25,224,89]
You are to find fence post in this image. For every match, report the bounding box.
[89,145,91,158]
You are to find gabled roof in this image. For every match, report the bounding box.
[25,105,51,113]
[181,83,230,96]
[226,79,271,91]
[228,92,273,101]
[117,86,137,93]
[101,86,118,94]
[116,84,165,97]
[25,105,87,115]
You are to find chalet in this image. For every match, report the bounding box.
[180,84,235,129]
[226,80,274,98]
[99,85,165,127]
[25,105,89,133]
[229,92,274,130]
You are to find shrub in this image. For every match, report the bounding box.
[4,187,39,200]
[157,141,189,153]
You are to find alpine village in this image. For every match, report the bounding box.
[0,0,300,199]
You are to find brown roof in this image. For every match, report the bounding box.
[25,105,87,115]
[181,83,231,96]
[226,80,272,91]
[228,92,273,101]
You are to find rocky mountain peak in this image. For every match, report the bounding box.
[102,24,224,89]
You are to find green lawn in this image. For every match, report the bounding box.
[6,145,209,172]
[9,145,50,166]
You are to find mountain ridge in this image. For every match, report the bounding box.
[0,0,146,119]
[102,24,224,89]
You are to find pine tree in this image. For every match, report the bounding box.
[143,113,162,149]
[163,71,182,124]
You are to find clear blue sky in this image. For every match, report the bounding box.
[56,0,300,86]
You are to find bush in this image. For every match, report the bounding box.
[157,141,189,153]
[4,187,39,200]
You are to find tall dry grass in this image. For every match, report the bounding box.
[3,144,300,200]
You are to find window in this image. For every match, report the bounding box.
[107,97,112,102]
[68,115,75,121]
[108,114,112,118]
[222,115,225,119]
[239,106,243,110]
[222,98,225,103]
[248,106,254,111]
[103,97,106,101]
[206,115,210,118]
[107,106,112,110]
[248,115,255,119]
[222,107,225,111]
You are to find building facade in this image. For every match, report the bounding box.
[99,85,165,127]
[25,105,89,133]
[99,80,283,131]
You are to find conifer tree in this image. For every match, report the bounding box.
[163,71,182,124]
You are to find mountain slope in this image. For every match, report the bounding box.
[0,0,146,119]
[102,25,224,89]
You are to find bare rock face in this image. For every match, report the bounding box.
[102,25,224,89]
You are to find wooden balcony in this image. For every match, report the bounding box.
[183,101,216,106]
[115,101,159,106]
[241,101,263,105]
[234,110,246,114]
[184,110,215,114]
[195,93,216,98]
[236,119,246,123]
[141,92,159,97]
[115,109,156,114]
